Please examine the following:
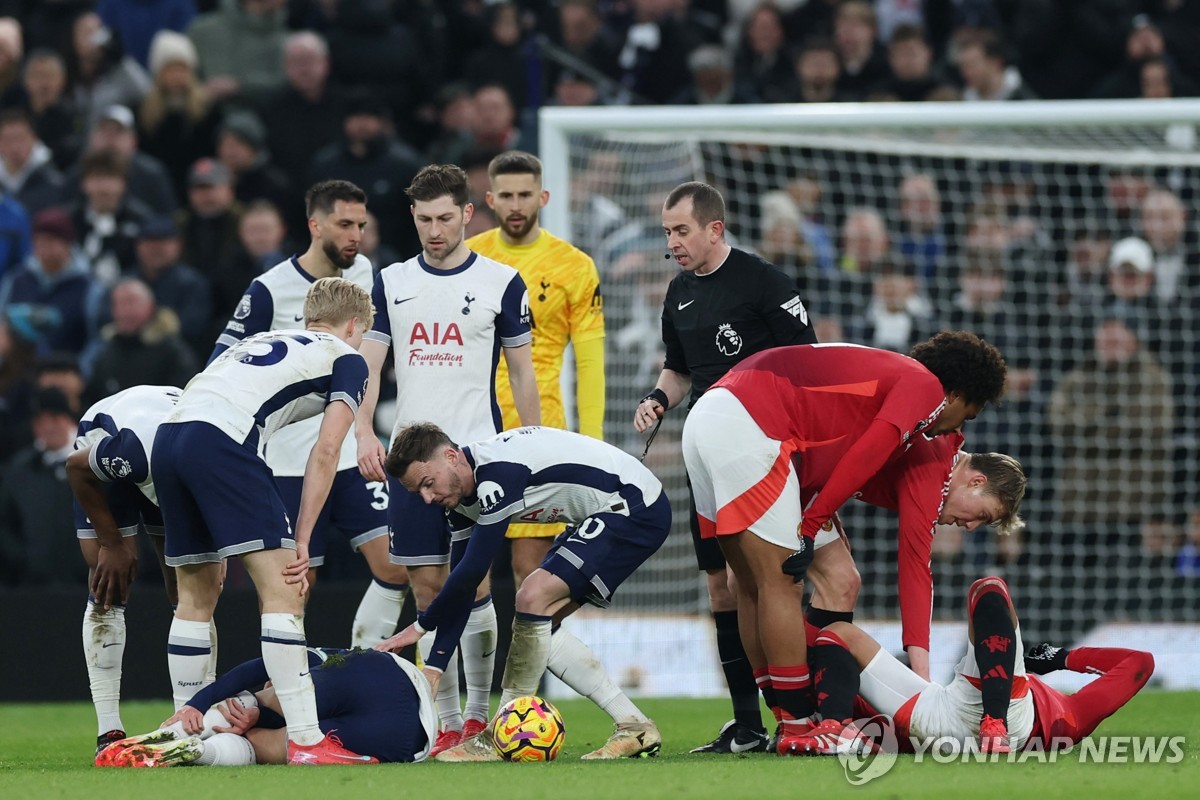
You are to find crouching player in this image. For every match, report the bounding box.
[96,648,436,766]
[794,576,1155,755]
[68,385,223,754]
[376,423,672,761]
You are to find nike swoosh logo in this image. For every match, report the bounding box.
[331,753,375,762]
[299,671,310,678]
[293,314,304,322]
[393,296,417,305]
[730,737,760,753]
[677,300,695,310]
[482,649,497,659]
[102,642,121,648]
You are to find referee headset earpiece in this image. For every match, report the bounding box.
[664,252,672,259]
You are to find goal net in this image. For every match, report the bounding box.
[540,100,1200,672]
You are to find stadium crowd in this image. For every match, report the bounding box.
[0,0,1196,627]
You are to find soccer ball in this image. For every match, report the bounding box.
[491,695,565,762]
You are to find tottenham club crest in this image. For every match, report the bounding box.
[233,294,252,321]
[716,323,743,356]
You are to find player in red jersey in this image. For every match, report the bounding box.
[681,332,1011,753]
[792,576,1155,755]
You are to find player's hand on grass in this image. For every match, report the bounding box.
[374,622,423,654]
[284,544,310,597]
[214,697,260,735]
[162,705,204,735]
[357,434,387,482]
[91,541,138,610]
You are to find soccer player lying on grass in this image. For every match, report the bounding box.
[375,422,672,762]
[681,333,1011,753]
[95,647,436,767]
[68,384,223,755]
[792,576,1155,755]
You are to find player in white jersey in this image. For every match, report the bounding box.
[212,180,410,648]
[67,384,214,755]
[355,164,541,755]
[377,423,671,762]
[152,277,378,766]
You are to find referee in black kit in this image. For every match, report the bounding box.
[633,181,822,753]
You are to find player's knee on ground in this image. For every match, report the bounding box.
[706,568,737,612]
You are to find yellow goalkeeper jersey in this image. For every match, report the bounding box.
[467,227,605,435]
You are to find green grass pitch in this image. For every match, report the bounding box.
[1,693,1197,799]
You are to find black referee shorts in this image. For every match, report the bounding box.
[687,477,726,573]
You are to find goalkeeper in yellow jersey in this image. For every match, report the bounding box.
[467,151,607,586]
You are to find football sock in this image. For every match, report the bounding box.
[713,610,763,731]
[754,667,779,722]
[461,596,498,723]
[768,664,814,732]
[206,618,219,686]
[419,635,463,730]
[195,732,257,766]
[499,612,552,707]
[167,616,213,711]
[971,590,1017,725]
[548,627,648,724]
[810,631,859,723]
[162,692,259,740]
[260,613,322,746]
[805,606,854,647]
[351,578,408,648]
[83,599,126,735]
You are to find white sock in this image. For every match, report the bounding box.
[195,732,257,766]
[83,600,126,735]
[548,628,648,724]
[351,579,408,648]
[206,618,219,685]
[499,613,552,707]
[260,613,321,746]
[168,616,213,711]
[419,634,463,731]
[461,598,497,722]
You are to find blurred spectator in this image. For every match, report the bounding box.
[462,148,499,239]
[205,198,284,338]
[67,149,153,285]
[425,83,477,166]
[1049,316,1173,551]
[187,0,287,102]
[672,44,757,104]
[21,49,78,171]
[1137,56,1199,99]
[97,0,197,70]
[175,157,243,286]
[570,148,628,259]
[307,90,423,255]
[1093,14,1173,99]
[0,208,102,356]
[894,172,947,286]
[781,0,839,42]
[845,262,937,353]
[0,108,64,216]
[216,110,292,232]
[838,207,891,275]
[757,189,814,284]
[833,1,889,100]
[1102,166,1153,239]
[63,104,178,214]
[361,209,402,272]
[1175,508,1200,578]
[256,32,345,185]
[781,38,845,103]
[616,0,703,104]
[784,174,835,273]
[551,0,622,88]
[324,0,425,139]
[0,16,24,108]
[463,2,531,111]
[1011,1,1135,101]
[956,29,1037,101]
[129,215,212,360]
[0,387,84,587]
[1057,225,1112,311]
[550,69,607,107]
[471,83,527,153]
[139,30,221,203]
[733,3,793,103]
[1138,187,1199,301]
[872,24,947,102]
[0,310,37,467]
[0,187,30,283]
[83,277,197,407]
[66,11,152,130]
[33,352,85,418]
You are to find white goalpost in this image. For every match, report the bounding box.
[539,100,1200,693]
